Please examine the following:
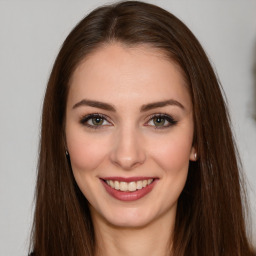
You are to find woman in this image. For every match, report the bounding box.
[29,1,255,255]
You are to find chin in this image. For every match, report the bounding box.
[104,210,155,229]
[91,200,176,230]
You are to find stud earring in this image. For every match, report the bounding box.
[194,152,197,160]
[65,150,71,163]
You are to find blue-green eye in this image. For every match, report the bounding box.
[147,114,177,128]
[80,114,111,128]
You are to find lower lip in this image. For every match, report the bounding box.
[100,179,158,201]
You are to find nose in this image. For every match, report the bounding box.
[109,127,146,170]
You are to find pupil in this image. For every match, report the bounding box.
[154,117,164,126]
[92,117,103,125]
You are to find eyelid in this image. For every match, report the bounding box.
[79,113,113,128]
[79,112,177,130]
[144,113,178,129]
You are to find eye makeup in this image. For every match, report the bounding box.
[145,113,178,129]
[79,112,178,130]
[79,113,112,129]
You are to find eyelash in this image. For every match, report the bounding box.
[79,113,178,130]
[146,113,178,129]
[80,113,112,129]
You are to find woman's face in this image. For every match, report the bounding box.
[65,43,196,228]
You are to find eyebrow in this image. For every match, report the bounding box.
[72,99,116,111]
[72,99,184,112]
[140,99,185,112]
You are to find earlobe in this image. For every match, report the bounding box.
[189,147,198,161]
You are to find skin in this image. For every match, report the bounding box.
[65,43,196,256]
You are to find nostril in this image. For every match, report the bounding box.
[109,136,146,170]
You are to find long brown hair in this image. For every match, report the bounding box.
[30,1,254,255]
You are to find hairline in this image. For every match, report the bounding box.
[67,40,190,95]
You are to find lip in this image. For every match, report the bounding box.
[101,176,156,182]
[100,177,159,201]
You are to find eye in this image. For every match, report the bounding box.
[146,114,177,129]
[80,114,112,129]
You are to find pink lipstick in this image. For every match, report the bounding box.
[100,177,158,201]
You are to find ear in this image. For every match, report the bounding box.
[189,146,198,161]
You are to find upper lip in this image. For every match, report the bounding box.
[100,176,157,182]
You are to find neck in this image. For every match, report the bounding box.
[93,211,174,256]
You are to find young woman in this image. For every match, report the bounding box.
[29,1,255,255]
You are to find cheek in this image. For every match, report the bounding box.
[66,126,109,171]
[149,130,193,205]
[149,129,193,173]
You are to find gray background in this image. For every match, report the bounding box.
[0,0,255,255]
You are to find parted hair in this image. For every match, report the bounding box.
[30,1,255,255]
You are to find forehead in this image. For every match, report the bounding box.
[68,43,191,110]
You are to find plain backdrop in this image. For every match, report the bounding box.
[0,0,255,255]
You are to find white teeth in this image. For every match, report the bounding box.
[136,180,143,189]
[105,179,154,192]
[120,182,128,191]
[109,180,114,188]
[128,182,137,192]
[114,180,120,190]
[148,179,153,185]
[142,180,147,188]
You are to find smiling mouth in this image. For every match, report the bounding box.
[100,177,158,201]
[104,179,154,192]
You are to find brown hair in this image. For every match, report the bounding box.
[30,1,255,255]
